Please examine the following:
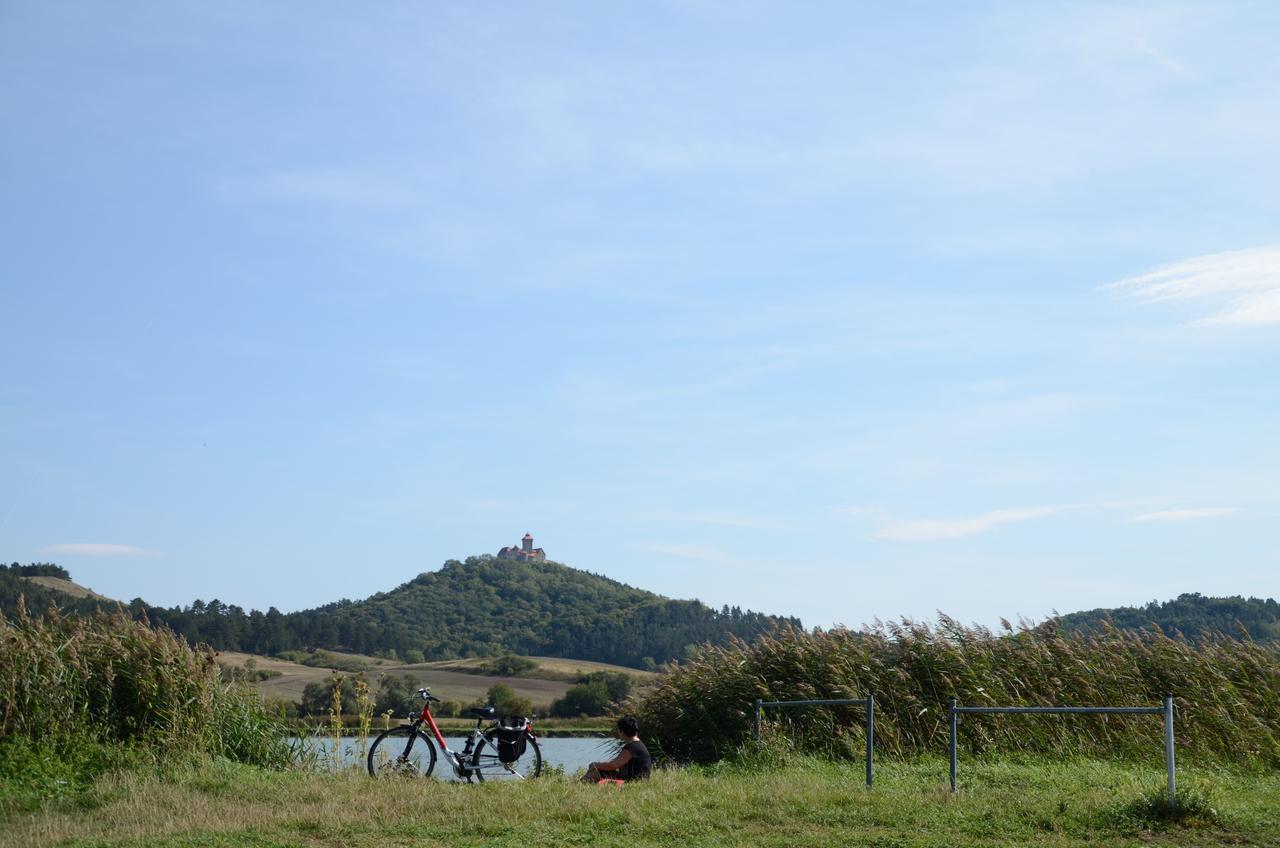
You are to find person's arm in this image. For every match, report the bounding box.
[589,748,633,773]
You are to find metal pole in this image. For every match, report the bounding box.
[1164,694,1176,807]
[754,698,762,744]
[865,694,875,788]
[949,697,958,793]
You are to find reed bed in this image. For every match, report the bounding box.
[0,598,290,770]
[637,618,1280,764]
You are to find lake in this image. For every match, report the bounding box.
[293,734,617,779]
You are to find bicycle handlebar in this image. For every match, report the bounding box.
[416,687,441,703]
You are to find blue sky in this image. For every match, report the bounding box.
[2,2,1278,630]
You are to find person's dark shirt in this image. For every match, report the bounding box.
[619,740,652,780]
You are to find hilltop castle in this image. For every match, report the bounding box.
[497,533,546,562]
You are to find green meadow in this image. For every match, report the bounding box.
[5,756,1278,848]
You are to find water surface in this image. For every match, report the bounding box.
[294,734,617,780]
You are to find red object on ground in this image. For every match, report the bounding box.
[596,779,625,786]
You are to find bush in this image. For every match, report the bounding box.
[576,670,633,702]
[1112,786,1220,829]
[550,682,612,717]
[482,655,539,677]
[218,661,281,683]
[636,618,1280,764]
[485,683,532,717]
[277,649,371,673]
[374,673,422,717]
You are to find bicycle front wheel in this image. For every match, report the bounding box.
[470,731,542,781]
[367,725,438,778]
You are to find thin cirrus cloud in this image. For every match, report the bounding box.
[875,505,1078,541]
[39,543,154,557]
[1130,507,1238,523]
[1103,246,1280,326]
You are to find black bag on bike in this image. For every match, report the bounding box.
[495,716,528,763]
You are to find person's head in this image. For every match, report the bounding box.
[616,715,640,739]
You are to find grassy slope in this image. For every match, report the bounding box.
[7,758,1278,847]
[424,655,658,680]
[219,650,649,706]
[20,575,111,601]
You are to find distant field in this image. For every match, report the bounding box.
[218,650,649,706]
[423,655,657,679]
[21,575,111,601]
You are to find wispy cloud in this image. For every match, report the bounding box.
[39,543,153,557]
[1130,507,1238,523]
[1104,247,1280,326]
[875,505,1078,541]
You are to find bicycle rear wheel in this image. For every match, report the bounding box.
[470,730,541,781]
[367,725,437,778]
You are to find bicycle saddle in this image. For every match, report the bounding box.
[466,706,497,719]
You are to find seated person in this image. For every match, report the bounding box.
[583,715,652,782]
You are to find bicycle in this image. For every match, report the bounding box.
[366,687,542,782]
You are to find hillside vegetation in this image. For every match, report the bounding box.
[3,557,799,668]
[1054,592,1280,642]
[637,618,1280,765]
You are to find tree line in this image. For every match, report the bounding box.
[1053,592,1280,642]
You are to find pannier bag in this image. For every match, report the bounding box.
[496,716,529,763]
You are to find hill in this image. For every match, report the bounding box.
[151,556,800,668]
[1,556,800,668]
[1052,592,1280,642]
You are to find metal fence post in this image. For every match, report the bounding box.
[865,693,875,789]
[754,698,762,744]
[1164,694,1176,807]
[949,697,958,793]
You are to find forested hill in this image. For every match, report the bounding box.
[1053,593,1280,642]
[1,557,800,668]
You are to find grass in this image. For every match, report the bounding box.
[3,756,1277,847]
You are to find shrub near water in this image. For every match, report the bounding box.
[0,599,289,780]
[637,618,1280,764]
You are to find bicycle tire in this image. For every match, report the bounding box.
[470,730,542,781]
[367,725,438,778]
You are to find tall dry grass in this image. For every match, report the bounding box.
[637,618,1280,764]
[0,598,289,768]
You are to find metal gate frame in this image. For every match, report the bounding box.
[948,694,1176,804]
[753,695,875,787]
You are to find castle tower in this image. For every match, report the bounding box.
[522,532,534,553]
